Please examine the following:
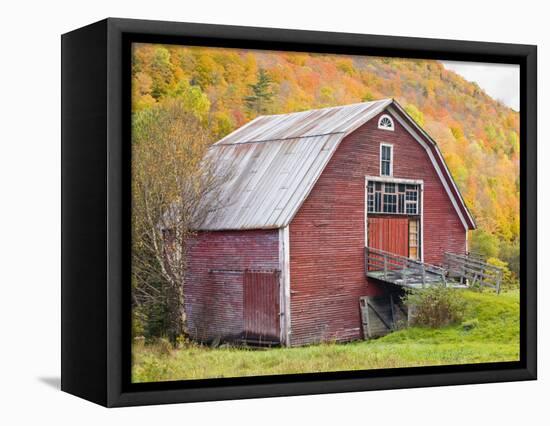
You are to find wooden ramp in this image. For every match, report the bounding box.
[365,247,455,289]
[443,252,503,293]
[365,247,502,293]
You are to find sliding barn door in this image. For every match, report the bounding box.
[243,270,280,344]
[368,217,409,257]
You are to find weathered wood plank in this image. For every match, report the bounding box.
[443,252,503,292]
[360,295,393,338]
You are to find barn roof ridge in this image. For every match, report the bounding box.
[213,99,393,146]
[244,98,393,120]
[214,131,347,146]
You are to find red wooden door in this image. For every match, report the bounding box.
[368,217,409,257]
[243,270,280,344]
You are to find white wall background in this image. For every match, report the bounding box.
[0,0,545,424]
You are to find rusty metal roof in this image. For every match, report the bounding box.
[200,99,392,230]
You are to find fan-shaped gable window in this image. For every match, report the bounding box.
[377,114,395,131]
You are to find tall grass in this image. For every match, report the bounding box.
[132,290,519,383]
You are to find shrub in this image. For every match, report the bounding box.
[132,309,145,338]
[470,229,499,259]
[404,286,467,328]
[461,318,480,331]
[487,257,519,292]
[133,336,146,347]
[151,337,173,356]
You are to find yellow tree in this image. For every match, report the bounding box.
[132,100,230,343]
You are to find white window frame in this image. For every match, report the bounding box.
[377,114,395,131]
[408,218,420,261]
[380,143,393,177]
[365,176,424,262]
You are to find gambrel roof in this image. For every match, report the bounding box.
[200,99,475,231]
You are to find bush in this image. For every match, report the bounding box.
[404,286,467,328]
[461,318,479,331]
[487,257,519,292]
[152,337,173,356]
[470,229,499,259]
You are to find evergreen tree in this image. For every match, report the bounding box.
[244,69,274,114]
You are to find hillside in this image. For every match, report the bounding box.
[131,43,520,275]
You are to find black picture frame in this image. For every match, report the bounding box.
[61,17,537,407]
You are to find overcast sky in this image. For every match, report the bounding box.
[440,61,520,111]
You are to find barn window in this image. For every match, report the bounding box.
[380,144,393,176]
[405,189,418,214]
[409,219,419,260]
[383,194,397,213]
[367,181,420,215]
[378,114,395,131]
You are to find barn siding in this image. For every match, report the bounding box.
[289,111,466,346]
[185,229,279,343]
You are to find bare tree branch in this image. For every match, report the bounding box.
[131,100,231,343]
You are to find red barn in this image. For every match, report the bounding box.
[185,99,476,347]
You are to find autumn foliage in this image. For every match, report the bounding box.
[132,43,520,277]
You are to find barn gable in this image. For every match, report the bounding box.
[199,99,475,231]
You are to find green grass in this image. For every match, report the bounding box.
[132,290,519,382]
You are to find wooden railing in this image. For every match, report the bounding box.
[466,251,486,262]
[443,252,503,294]
[364,248,503,293]
[365,247,447,288]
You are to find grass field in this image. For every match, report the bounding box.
[132,290,519,383]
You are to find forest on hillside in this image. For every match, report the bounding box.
[131,43,520,284]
